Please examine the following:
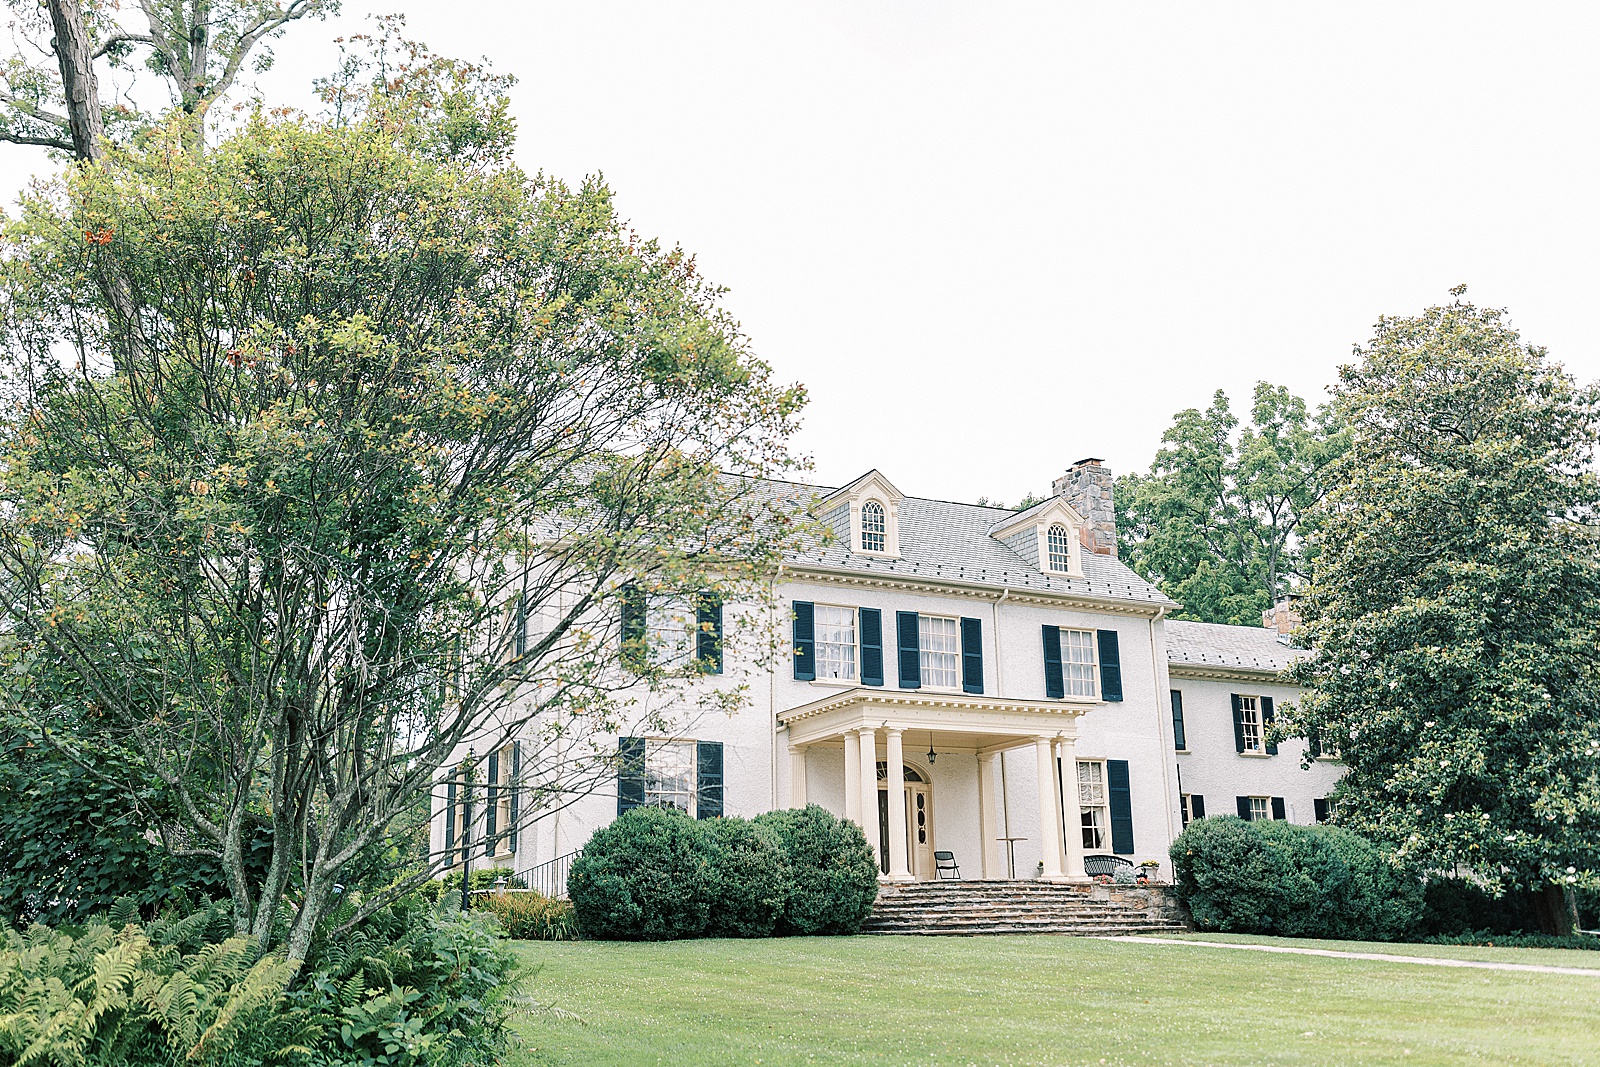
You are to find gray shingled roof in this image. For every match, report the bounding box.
[778,481,1177,608]
[1165,619,1305,673]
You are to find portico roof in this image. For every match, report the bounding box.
[778,687,1095,750]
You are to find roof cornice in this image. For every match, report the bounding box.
[1167,661,1294,684]
[782,561,1171,618]
[777,686,1096,727]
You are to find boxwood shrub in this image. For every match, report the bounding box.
[1171,816,1423,941]
[569,805,878,940]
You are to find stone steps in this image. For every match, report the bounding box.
[860,880,1191,937]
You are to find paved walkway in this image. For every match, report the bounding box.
[1101,935,1600,977]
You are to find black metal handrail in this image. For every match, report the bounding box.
[524,849,580,899]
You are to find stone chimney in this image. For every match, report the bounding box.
[1262,594,1301,638]
[1053,457,1117,557]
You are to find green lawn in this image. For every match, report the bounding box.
[507,935,1600,1067]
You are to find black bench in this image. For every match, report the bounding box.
[1082,854,1133,877]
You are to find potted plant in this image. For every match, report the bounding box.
[1136,860,1161,885]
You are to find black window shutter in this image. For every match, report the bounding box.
[897,611,921,689]
[696,741,724,819]
[1042,625,1064,699]
[1308,728,1322,760]
[1097,630,1123,701]
[617,737,646,816]
[1191,794,1206,819]
[696,592,723,674]
[444,777,457,852]
[459,774,473,863]
[1170,690,1187,750]
[1230,694,1246,753]
[1271,796,1287,821]
[792,601,815,681]
[960,617,983,694]
[1313,797,1330,823]
[1262,696,1278,755]
[485,750,499,856]
[620,585,646,671]
[507,741,520,853]
[1107,759,1134,854]
[1236,796,1252,820]
[859,608,884,686]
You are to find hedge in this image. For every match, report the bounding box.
[753,805,879,935]
[1171,816,1423,941]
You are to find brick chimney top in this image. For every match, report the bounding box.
[1263,594,1302,640]
[1052,458,1117,557]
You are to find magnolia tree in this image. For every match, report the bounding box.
[1285,291,1600,935]
[0,62,805,965]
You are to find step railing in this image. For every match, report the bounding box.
[524,849,580,899]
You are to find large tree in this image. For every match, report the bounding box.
[0,60,803,965]
[1116,382,1344,625]
[1284,292,1600,934]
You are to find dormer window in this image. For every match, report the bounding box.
[1047,524,1072,573]
[861,501,887,553]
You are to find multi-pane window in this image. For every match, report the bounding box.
[1180,793,1200,827]
[1239,695,1264,752]
[919,615,960,689]
[814,605,858,681]
[645,740,696,816]
[492,745,514,856]
[1078,760,1109,850]
[1047,523,1072,573]
[861,500,887,552]
[1062,628,1099,697]
[646,597,694,666]
[1247,796,1270,822]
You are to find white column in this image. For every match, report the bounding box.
[977,751,1000,880]
[788,746,807,808]
[843,731,860,825]
[858,727,881,870]
[1056,737,1087,880]
[884,729,911,880]
[1035,736,1065,881]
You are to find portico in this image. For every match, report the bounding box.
[779,689,1092,883]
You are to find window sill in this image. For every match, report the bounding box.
[1315,756,1342,763]
[808,678,861,688]
[1238,751,1271,759]
[1174,748,1190,755]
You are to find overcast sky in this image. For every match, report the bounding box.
[3,2,1595,504]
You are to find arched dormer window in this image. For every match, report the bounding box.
[860,500,887,553]
[1047,523,1073,573]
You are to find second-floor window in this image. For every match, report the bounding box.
[1239,695,1263,753]
[1062,628,1098,697]
[919,614,960,688]
[1047,523,1072,573]
[861,500,886,552]
[815,605,858,681]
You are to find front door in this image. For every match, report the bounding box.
[876,764,935,878]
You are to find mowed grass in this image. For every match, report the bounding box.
[507,935,1600,1067]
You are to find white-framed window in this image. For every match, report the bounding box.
[1180,793,1201,828]
[1078,760,1109,850]
[918,614,960,689]
[1046,523,1073,573]
[814,604,858,681]
[645,739,697,816]
[646,597,695,666]
[860,500,887,553]
[1239,695,1264,753]
[492,744,515,856]
[1062,628,1099,698]
[1247,796,1270,822]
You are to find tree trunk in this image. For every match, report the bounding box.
[1530,883,1577,936]
[45,0,105,162]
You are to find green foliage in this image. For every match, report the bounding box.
[703,819,791,939]
[1419,930,1600,951]
[567,808,716,941]
[416,871,526,907]
[1116,383,1345,625]
[1171,817,1423,941]
[1416,876,1540,937]
[1286,294,1600,903]
[753,806,879,935]
[474,893,578,942]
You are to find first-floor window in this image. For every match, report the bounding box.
[1247,796,1270,822]
[1314,797,1332,824]
[492,745,514,856]
[1062,629,1099,697]
[919,615,960,689]
[1239,696,1264,752]
[645,739,697,816]
[1078,760,1108,850]
[1181,793,1202,827]
[815,605,858,681]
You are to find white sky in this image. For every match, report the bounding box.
[3,2,1596,504]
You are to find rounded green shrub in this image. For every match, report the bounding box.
[1171,816,1422,940]
[705,818,793,938]
[754,804,879,935]
[568,806,716,940]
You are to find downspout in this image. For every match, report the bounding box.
[992,587,1012,865]
[770,565,783,811]
[1149,608,1180,867]
[991,587,1009,695]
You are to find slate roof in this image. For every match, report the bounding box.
[777,481,1178,609]
[1164,619,1305,673]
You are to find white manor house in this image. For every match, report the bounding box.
[432,459,1343,887]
